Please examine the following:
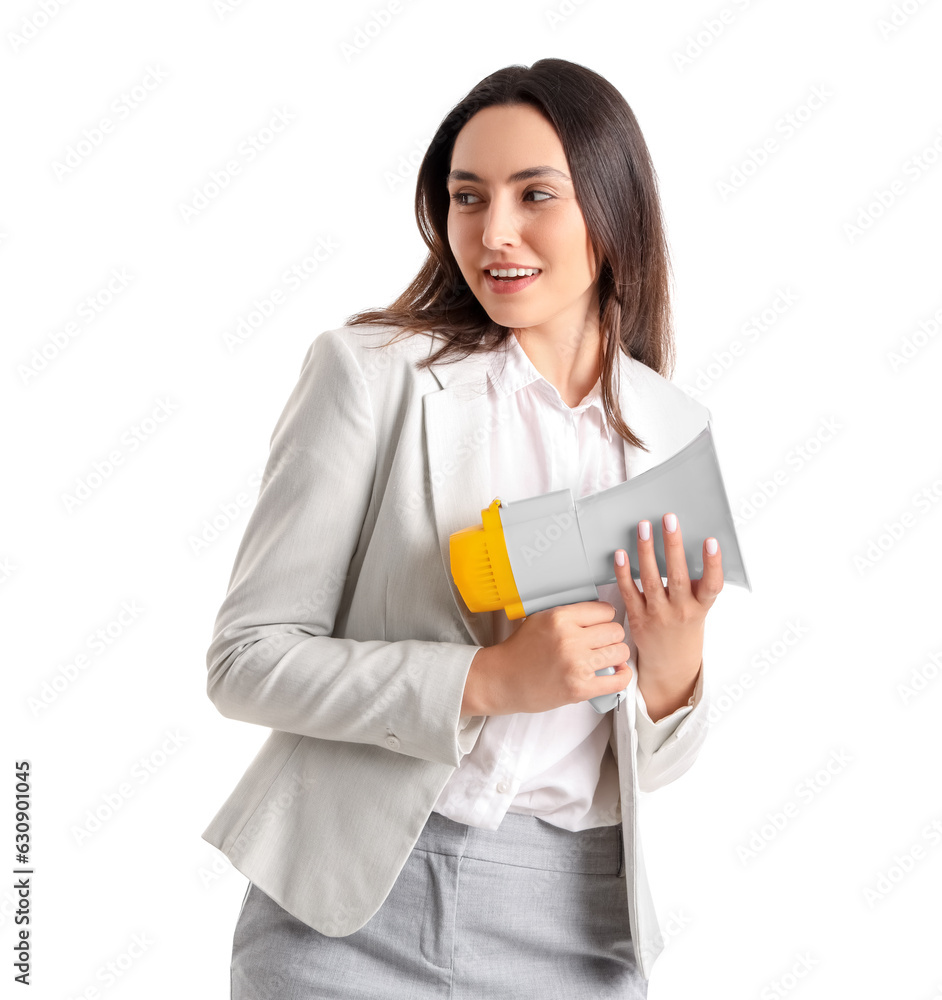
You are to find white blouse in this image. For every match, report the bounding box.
[433,332,693,832]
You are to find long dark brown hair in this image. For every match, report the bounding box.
[345,57,675,451]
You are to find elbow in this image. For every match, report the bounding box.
[205,655,235,719]
[204,629,301,723]
[205,641,250,720]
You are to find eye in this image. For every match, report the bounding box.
[450,188,555,206]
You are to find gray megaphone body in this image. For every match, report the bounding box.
[448,423,751,714]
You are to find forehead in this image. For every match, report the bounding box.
[449,104,568,175]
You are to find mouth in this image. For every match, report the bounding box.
[482,268,541,295]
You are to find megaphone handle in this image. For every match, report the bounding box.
[588,667,625,714]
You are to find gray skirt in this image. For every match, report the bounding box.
[230,809,647,999]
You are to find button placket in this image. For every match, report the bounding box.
[554,410,580,494]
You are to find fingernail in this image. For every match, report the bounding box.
[664,513,677,533]
[706,537,718,556]
[638,520,651,541]
[615,549,626,567]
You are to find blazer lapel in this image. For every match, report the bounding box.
[422,344,498,651]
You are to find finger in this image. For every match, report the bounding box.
[661,512,692,600]
[635,518,667,604]
[613,546,644,614]
[564,600,622,627]
[585,638,631,680]
[691,536,725,607]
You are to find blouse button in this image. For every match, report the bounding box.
[496,780,510,794]
[385,735,401,750]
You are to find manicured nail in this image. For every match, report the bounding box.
[706,537,718,556]
[664,513,677,533]
[615,549,626,567]
[638,520,651,541]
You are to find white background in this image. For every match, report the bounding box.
[3,1,941,997]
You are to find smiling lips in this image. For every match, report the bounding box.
[482,265,541,294]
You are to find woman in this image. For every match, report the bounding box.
[204,57,724,998]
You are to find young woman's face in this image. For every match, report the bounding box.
[446,103,599,337]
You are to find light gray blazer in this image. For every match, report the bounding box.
[202,322,713,980]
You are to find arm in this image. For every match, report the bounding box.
[613,511,723,793]
[205,329,486,768]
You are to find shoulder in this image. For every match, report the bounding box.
[618,352,712,461]
[292,324,445,428]
[308,323,437,367]
[295,323,441,391]
[620,352,711,423]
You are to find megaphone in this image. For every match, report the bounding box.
[449,422,751,714]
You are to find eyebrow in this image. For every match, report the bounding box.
[445,166,571,185]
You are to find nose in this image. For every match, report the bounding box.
[482,191,521,249]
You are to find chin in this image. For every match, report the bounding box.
[486,311,533,331]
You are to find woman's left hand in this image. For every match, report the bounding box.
[613,512,724,721]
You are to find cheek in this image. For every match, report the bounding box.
[537,213,591,270]
[552,207,594,276]
[447,214,472,264]
[570,224,595,278]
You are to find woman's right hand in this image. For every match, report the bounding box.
[461,601,633,716]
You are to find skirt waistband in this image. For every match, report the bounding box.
[417,809,623,876]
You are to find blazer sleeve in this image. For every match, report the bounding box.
[205,329,486,769]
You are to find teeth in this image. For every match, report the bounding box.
[488,267,539,278]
